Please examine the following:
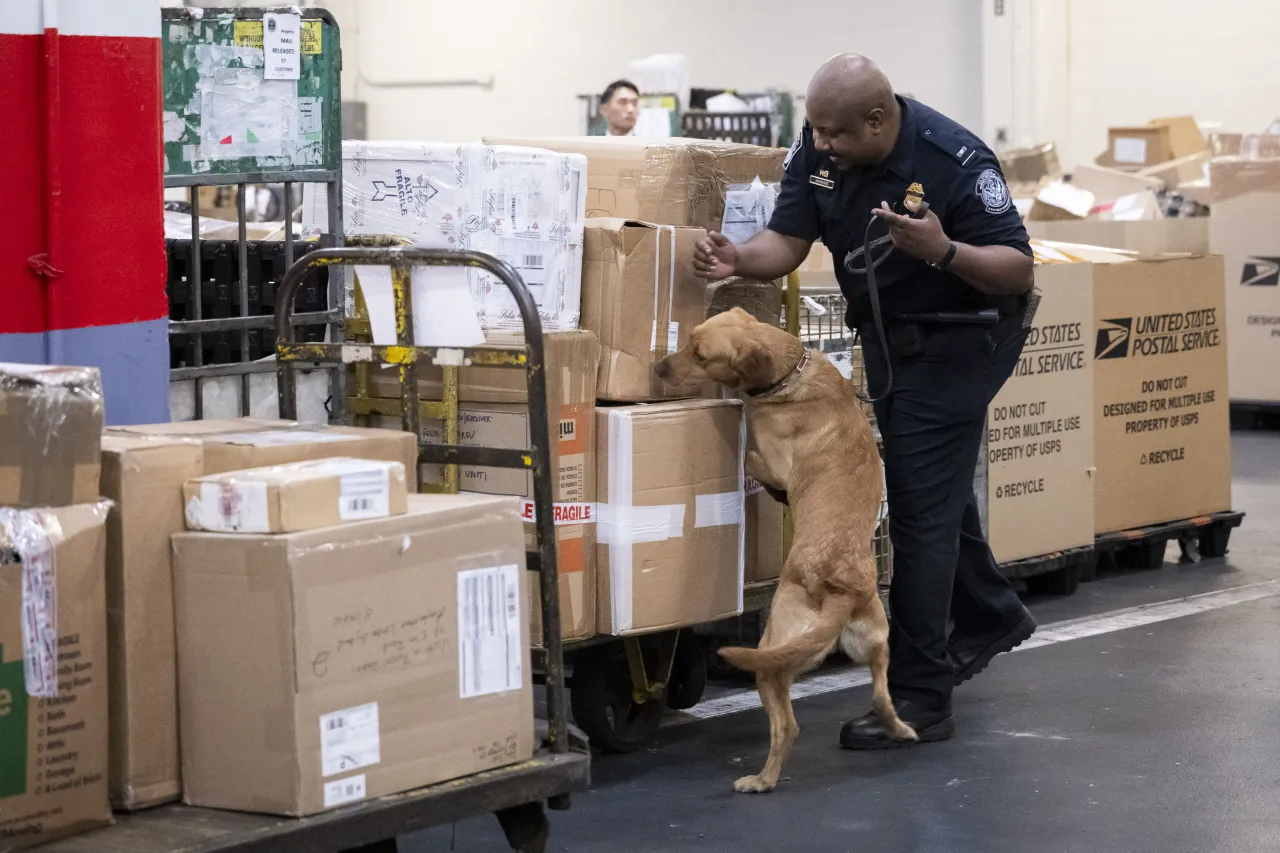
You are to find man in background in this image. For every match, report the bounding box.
[599,80,639,136]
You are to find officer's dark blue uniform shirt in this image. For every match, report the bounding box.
[768,96,1031,323]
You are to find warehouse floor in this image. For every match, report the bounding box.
[408,431,1280,853]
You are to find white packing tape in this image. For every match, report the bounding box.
[597,503,686,545]
[0,509,63,698]
[694,492,744,528]
[649,225,678,355]
[735,411,747,611]
[607,409,634,633]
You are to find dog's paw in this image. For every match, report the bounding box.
[733,774,776,794]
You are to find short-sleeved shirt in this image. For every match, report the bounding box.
[768,97,1031,322]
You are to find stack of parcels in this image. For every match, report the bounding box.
[0,363,112,850]
[365,331,603,642]
[302,141,588,332]
[172,482,534,816]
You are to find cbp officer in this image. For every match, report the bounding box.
[694,54,1037,747]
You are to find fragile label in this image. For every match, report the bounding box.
[519,500,595,526]
[323,774,367,808]
[262,12,301,80]
[457,565,523,699]
[320,702,381,777]
[744,476,766,497]
[192,480,271,533]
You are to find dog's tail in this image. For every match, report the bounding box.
[717,594,856,674]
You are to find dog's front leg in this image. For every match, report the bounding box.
[734,670,798,794]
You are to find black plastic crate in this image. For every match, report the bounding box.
[681,111,773,146]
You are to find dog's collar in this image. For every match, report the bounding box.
[746,348,811,398]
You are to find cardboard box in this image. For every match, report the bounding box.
[1000,142,1061,185]
[1069,163,1163,209]
[1206,159,1280,402]
[183,458,410,534]
[1041,242,1231,533]
[198,426,419,485]
[0,502,112,849]
[582,219,709,401]
[1137,151,1210,189]
[796,242,838,290]
[366,331,601,641]
[106,417,296,438]
[1028,181,1095,221]
[100,435,205,811]
[1099,125,1173,169]
[984,248,1095,563]
[707,278,784,325]
[301,141,588,331]
[744,477,785,584]
[0,363,103,508]
[1026,218,1210,255]
[1149,116,1208,162]
[596,399,745,635]
[172,493,534,817]
[483,136,786,234]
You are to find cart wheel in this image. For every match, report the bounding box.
[1118,539,1167,570]
[1025,562,1081,596]
[665,634,708,710]
[570,643,664,753]
[1198,525,1232,558]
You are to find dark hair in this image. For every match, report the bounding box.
[601,79,640,104]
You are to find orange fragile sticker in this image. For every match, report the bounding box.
[557,534,585,575]
[558,404,587,456]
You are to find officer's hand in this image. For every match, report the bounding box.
[693,232,738,280]
[872,201,951,264]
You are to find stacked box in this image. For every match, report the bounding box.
[172,493,534,816]
[302,141,588,332]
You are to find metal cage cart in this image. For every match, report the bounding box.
[161,7,345,423]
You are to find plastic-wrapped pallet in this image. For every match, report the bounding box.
[301,141,587,331]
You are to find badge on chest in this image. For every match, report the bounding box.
[809,168,835,190]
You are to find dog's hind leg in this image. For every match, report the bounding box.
[841,592,918,742]
[734,669,798,794]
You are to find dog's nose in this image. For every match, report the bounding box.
[654,359,672,380]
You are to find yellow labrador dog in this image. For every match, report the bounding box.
[655,307,915,793]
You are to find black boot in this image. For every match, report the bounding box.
[839,699,955,750]
[950,611,1037,687]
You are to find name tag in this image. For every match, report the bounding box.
[809,175,835,190]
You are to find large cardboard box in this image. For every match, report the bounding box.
[1044,243,1231,533]
[596,400,745,635]
[983,248,1096,563]
[483,136,786,234]
[106,418,295,437]
[1205,159,1280,403]
[744,478,785,584]
[1099,125,1173,169]
[1026,219,1209,255]
[172,493,534,817]
[183,458,409,534]
[0,502,112,849]
[796,242,838,290]
[366,331,601,641]
[0,364,103,508]
[582,219,708,401]
[100,435,204,811]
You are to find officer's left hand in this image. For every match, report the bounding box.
[872,201,951,264]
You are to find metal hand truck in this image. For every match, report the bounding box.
[45,249,588,853]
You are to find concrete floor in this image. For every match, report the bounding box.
[408,431,1280,853]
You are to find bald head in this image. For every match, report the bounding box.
[805,54,901,170]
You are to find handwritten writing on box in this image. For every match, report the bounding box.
[311,606,452,681]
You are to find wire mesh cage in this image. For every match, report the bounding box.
[681,111,773,146]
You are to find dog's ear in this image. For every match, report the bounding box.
[729,338,773,387]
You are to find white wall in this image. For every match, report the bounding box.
[985,0,1280,169]
[322,0,983,143]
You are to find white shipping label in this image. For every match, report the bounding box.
[1112,137,1148,165]
[320,702,381,777]
[323,774,368,808]
[457,564,523,699]
[334,462,393,520]
[262,12,302,80]
[192,481,271,533]
[650,321,680,354]
[2,509,60,697]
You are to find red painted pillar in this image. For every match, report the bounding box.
[0,0,169,424]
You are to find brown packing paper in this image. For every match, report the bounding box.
[985,259,1096,563]
[100,435,204,811]
[183,458,410,534]
[366,331,601,641]
[596,399,745,635]
[0,363,103,509]
[171,493,534,817]
[582,219,709,401]
[481,136,785,234]
[0,502,112,850]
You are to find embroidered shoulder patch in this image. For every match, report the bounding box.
[976,168,1012,214]
[783,131,802,170]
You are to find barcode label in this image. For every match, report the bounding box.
[457,564,523,699]
[650,321,680,354]
[335,462,392,521]
[521,255,544,269]
[323,773,367,808]
[319,702,381,777]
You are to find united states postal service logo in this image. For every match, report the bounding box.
[976,168,1011,214]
